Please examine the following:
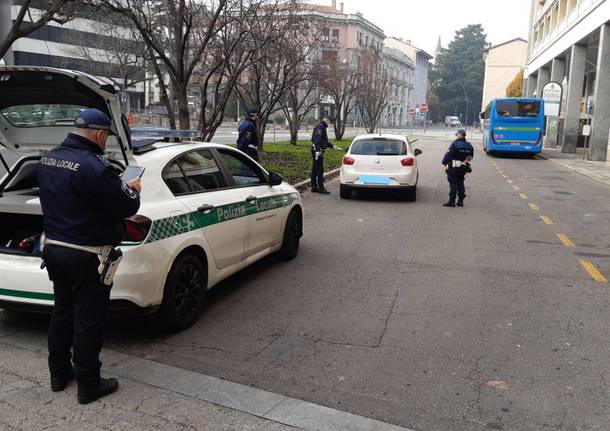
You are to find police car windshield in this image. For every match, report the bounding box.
[496,101,540,118]
[350,139,407,156]
[0,104,87,127]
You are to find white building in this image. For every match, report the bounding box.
[481,38,528,109]
[381,47,414,127]
[0,1,145,110]
[384,37,433,125]
[525,0,610,160]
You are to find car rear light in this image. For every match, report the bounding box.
[123,215,152,242]
[343,156,355,165]
[401,157,414,166]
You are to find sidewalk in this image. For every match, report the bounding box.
[0,328,412,431]
[539,147,610,187]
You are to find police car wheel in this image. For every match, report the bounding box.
[278,210,301,261]
[160,253,207,331]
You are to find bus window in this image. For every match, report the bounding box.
[496,101,541,117]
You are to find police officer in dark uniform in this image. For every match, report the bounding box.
[237,108,260,161]
[442,128,474,207]
[37,109,141,404]
[311,115,341,194]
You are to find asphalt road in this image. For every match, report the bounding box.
[2,136,609,430]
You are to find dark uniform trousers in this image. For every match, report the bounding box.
[311,150,325,190]
[46,245,110,386]
[447,173,466,201]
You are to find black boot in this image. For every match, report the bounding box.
[310,187,319,193]
[457,199,464,207]
[318,189,331,195]
[77,378,119,404]
[50,368,74,392]
[443,200,455,207]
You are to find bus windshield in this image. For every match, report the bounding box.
[496,101,541,118]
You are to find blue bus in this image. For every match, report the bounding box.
[481,98,545,155]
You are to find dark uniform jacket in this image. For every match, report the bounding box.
[442,138,474,176]
[311,121,332,152]
[37,133,141,247]
[237,118,259,155]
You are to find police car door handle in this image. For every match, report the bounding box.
[245,195,257,203]
[197,204,215,213]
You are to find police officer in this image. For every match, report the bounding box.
[37,109,141,404]
[442,128,474,207]
[237,108,260,161]
[311,115,341,194]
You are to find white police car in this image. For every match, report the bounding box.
[0,67,303,330]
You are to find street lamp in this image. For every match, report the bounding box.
[458,81,469,128]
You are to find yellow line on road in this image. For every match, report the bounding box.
[556,233,575,247]
[540,215,555,225]
[529,203,539,211]
[498,170,504,174]
[579,259,608,283]
[507,179,514,184]
[512,185,520,191]
[519,193,528,199]
[502,175,508,178]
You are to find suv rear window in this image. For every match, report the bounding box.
[1,104,87,127]
[350,139,407,156]
[496,101,540,117]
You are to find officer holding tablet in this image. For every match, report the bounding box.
[37,109,141,404]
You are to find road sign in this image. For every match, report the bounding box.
[408,108,416,116]
[542,81,563,117]
[420,104,428,112]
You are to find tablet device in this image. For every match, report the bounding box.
[121,165,145,183]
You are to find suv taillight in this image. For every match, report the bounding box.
[343,156,355,165]
[123,215,152,242]
[401,157,414,167]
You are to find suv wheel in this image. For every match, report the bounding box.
[278,209,302,261]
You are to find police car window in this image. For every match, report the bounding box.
[218,151,266,186]
[179,150,225,192]
[0,104,87,127]
[162,161,190,195]
[350,139,407,156]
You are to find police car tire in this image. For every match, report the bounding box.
[278,210,301,261]
[160,253,207,331]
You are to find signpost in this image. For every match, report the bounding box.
[542,81,563,117]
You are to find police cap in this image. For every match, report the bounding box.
[74,108,115,134]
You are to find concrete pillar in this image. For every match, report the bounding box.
[536,67,550,97]
[0,0,13,65]
[588,24,610,161]
[561,45,586,153]
[525,74,538,98]
[546,58,567,147]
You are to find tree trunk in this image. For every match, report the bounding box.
[175,86,190,130]
[257,117,268,151]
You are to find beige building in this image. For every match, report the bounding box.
[481,38,528,109]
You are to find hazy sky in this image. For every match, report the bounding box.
[328,0,532,55]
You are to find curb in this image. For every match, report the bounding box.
[292,168,341,192]
[537,154,610,187]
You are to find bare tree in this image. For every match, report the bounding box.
[95,0,236,130]
[236,5,317,148]
[62,16,148,112]
[318,49,361,140]
[0,0,76,62]
[357,49,393,133]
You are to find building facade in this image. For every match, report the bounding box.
[381,47,414,127]
[0,1,145,110]
[481,38,528,109]
[525,0,610,160]
[384,37,433,125]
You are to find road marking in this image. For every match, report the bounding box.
[556,233,575,247]
[540,215,555,225]
[507,179,514,184]
[519,193,528,199]
[498,170,504,174]
[579,259,608,283]
[529,203,539,211]
[512,185,520,191]
[502,175,508,178]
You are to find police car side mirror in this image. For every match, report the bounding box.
[414,148,422,156]
[268,171,283,186]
